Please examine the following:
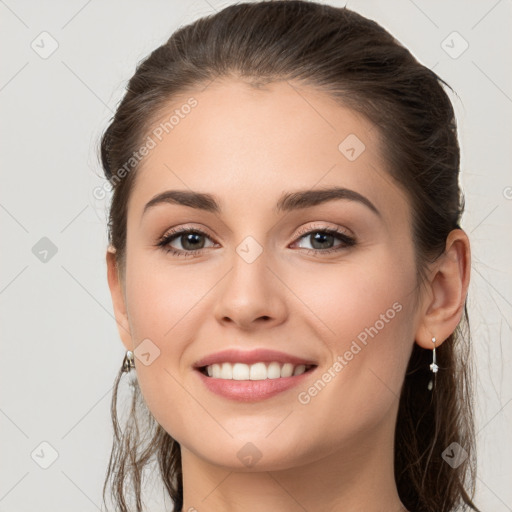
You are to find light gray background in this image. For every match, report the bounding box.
[1,0,511,510]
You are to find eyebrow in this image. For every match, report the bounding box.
[142,187,381,218]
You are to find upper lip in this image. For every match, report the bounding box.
[193,348,318,368]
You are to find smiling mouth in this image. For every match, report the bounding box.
[197,362,317,380]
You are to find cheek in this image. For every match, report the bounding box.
[281,265,416,457]
[288,247,417,408]
[124,240,215,343]
[289,245,416,344]
[122,254,211,428]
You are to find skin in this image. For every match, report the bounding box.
[106,79,471,512]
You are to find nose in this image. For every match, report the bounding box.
[213,246,288,331]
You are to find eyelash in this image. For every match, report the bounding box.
[156,225,356,258]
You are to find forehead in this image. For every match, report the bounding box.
[127,79,408,223]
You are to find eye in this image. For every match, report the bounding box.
[291,225,356,255]
[156,227,216,258]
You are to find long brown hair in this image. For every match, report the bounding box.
[99,2,481,511]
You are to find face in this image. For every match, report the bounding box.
[110,79,425,472]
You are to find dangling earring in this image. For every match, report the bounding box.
[427,336,438,391]
[122,350,135,373]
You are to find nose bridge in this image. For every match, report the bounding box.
[213,236,286,328]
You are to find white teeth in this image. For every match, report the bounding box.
[281,363,294,377]
[293,364,306,376]
[203,361,313,380]
[249,362,267,380]
[220,363,232,379]
[267,362,282,379]
[233,363,250,380]
[212,364,221,378]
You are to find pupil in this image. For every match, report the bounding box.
[183,233,204,250]
[311,232,333,249]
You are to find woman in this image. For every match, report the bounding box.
[100,1,480,511]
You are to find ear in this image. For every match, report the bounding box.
[415,229,471,349]
[106,246,133,352]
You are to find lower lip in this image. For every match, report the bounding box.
[194,367,317,402]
